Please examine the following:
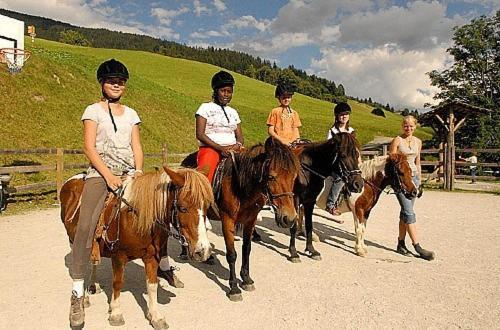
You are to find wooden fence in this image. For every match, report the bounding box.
[0,147,498,199]
[0,148,188,200]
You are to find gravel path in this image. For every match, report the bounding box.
[0,190,499,329]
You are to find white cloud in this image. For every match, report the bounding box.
[223,15,271,32]
[193,0,211,16]
[151,6,189,26]
[213,0,226,12]
[270,0,373,34]
[190,29,228,39]
[339,1,466,50]
[310,44,451,108]
[234,32,312,56]
[318,25,341,44]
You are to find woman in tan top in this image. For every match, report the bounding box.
[389,115,435,261]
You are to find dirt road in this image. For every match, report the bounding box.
[0,190,498,329]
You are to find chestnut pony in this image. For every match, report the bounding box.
[182,137,299,301]
[60,166,214,329]
[290,133,364,262]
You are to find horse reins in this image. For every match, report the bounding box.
[259,158,295,210]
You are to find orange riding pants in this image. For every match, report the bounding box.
[197,146,221,183]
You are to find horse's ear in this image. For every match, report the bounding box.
[163,166,185,187]
[198,165,210,177]
[264,136,276,154]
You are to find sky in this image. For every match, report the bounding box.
[0,0,498,109]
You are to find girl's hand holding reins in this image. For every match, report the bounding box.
[105,174,123,192]
[219,145,232,157]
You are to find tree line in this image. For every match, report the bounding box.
[1,9,352,104]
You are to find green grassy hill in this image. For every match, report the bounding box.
[0,38,432,153]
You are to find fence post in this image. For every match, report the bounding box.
[56,148,64,202]
[382,145,388,156]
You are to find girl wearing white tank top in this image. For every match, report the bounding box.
[389,115,435,261]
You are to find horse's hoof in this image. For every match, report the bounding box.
[288,256,301,263]
[228,293,243,302]
[241,283,255,291]
[151,318,169,330]
[87,283,102,295]
[109,314,125,326]
[311,254,322,261]
[356,250,366,257]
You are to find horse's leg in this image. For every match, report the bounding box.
[108,255,126,326]
[288,219,301,263]
[304,203,321,260]
[222,215,242,301]
[353,208,368,256]
[143,256,168,330]
[240,218,256,291]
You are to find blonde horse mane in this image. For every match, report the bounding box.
[127,168,214,236]
[359,155,389,181]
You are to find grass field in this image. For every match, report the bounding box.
[0,38,434,213]
[0,38,432,153]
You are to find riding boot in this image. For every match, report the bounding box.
[413,243,435,261]
[396,239,411,256]
[69,290,85,327]
[157,266,184,288]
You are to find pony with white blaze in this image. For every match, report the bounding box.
[316,154,417,256]
[60,166,214,329]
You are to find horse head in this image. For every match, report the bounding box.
[163,166,214,262]
[264,137,300,228]
[385,154,418,199]
[331,133,364,193]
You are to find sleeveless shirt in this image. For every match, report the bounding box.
[397,136,418,176]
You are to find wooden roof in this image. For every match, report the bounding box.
[420,100,491,126]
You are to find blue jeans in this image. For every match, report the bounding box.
[326,173,344,209]
[395,176,419,224]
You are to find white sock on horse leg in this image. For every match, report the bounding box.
[72,279,84,298]
[159,257,171,271]
[205,217,212,231]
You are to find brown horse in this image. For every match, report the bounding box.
[316,153,417,256]
[289,133,364,262]
[60,166,214,329]
[182,137,299,301]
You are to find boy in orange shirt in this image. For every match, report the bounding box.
[267,81,302,145]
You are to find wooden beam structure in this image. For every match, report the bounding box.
[419,101,492,190]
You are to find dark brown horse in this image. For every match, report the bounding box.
[60,166,214,329]
[182,137,299,301]
[317,153,418,256]
[289,133,364,262]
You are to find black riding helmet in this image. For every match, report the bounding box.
[334,102,351,116]
[211,70,235,90]
[275,81,295,98]
[97,59,129,82]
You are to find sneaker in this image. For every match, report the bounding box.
[69,290,85,327]
[325,206,341,216]
[157,266,184,288]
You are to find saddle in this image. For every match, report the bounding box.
[63,176,126,265]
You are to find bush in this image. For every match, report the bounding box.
[59,30,92,47]
[371,108,386,117]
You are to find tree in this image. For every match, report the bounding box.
[428,11,499,150]
[59,29,92,47]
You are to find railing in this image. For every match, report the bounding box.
[0,147,498,199]
[0,148,188,199]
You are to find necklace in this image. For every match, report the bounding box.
[280,106,292,120]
